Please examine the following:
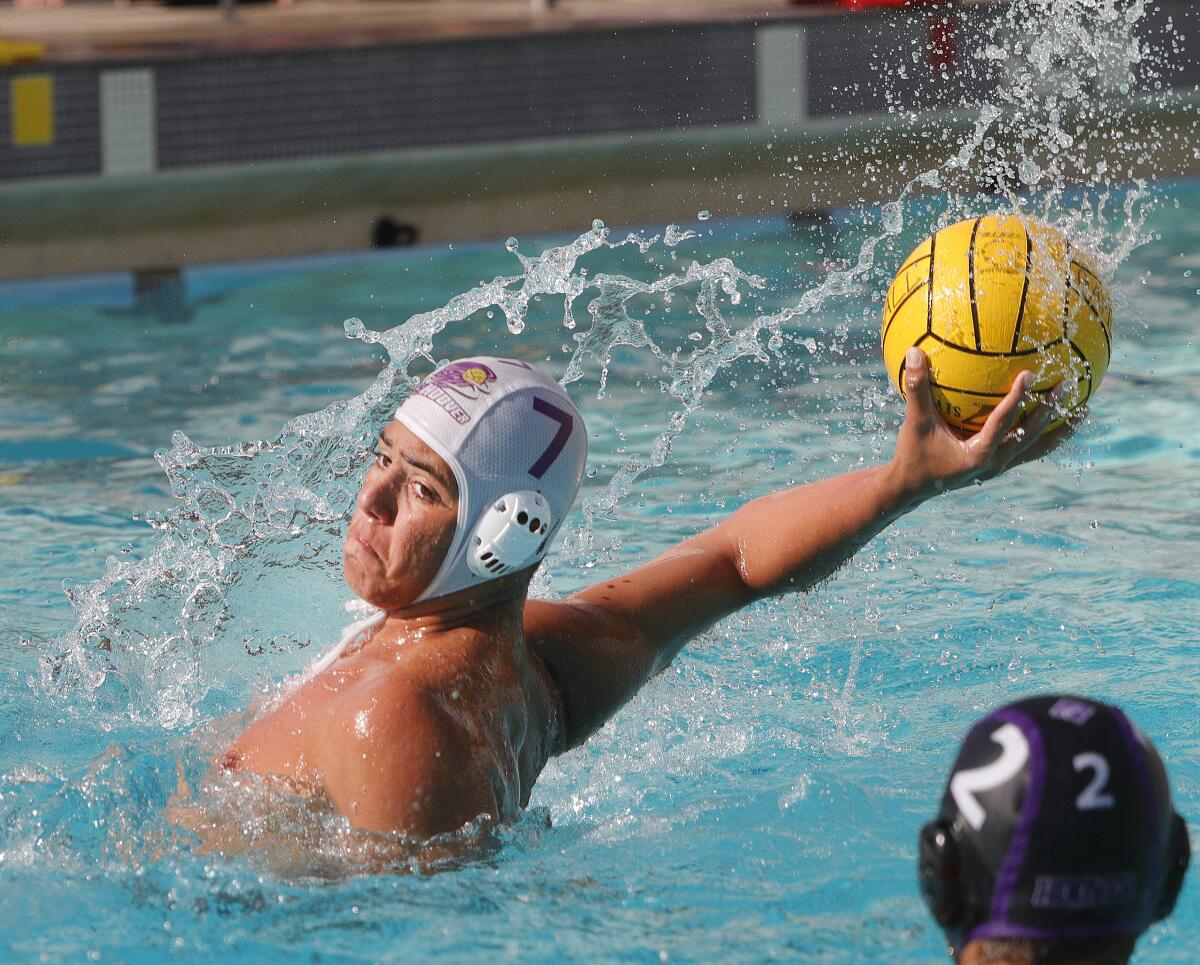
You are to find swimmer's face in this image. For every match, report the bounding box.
[344,420,458,610]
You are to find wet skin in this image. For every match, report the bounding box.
[223,350,1073,838]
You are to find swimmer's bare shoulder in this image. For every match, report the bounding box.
[310,672,496,836]
[221,649,498,837]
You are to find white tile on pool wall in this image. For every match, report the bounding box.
[755,24,807,129]
[100,68,157,177]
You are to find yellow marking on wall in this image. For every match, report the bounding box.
[11,74,54,146]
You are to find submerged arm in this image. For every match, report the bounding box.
[532,349,1070,748]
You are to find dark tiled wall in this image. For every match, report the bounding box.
[0,66,100,180]
[806,7,1005,118]
[0,3,1196,185]
[1140,1,1200,89]
[158,25,756,168]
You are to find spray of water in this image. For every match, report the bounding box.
[13,0,1187,881]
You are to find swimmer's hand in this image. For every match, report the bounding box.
[887,347,1077,503]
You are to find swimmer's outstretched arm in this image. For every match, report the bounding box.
[528,349,1071,749]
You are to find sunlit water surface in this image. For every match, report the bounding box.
[2,0,1200,953]
[0,181,1197,962]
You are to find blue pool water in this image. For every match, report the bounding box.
[0,174,1197,962]
[3,0,1199,947]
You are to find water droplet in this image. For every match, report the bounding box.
[880,202,903,235]
[505,237,519,253]
[592,219,605,231]
[1018,159,1042,185]
[697,210,711,222]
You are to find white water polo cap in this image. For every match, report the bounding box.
[394,357,587,603]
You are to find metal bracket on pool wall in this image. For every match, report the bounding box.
[134,266,190,325]
[371,217,420,250]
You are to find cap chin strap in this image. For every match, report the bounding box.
[467,491,552,580]
[394,410,470,605]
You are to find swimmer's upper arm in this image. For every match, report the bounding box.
[315,684,495,836]
[532,360,1060,749]
[529,466,909,748]
[527,527,754,749]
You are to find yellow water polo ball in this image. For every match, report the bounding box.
[881,213,1112,432]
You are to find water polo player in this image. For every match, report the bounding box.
[218,349,1070,838]
[919,695,1190,964]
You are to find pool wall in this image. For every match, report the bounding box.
[1,0,1198,279]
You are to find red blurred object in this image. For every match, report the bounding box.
[928,15,957,71]
[788,0,945,8]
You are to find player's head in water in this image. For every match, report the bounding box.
[919,694,1190,965]
[343,357,587,611]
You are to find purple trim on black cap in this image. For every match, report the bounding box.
[1113,707,1161,918]
[986,709,1046,926]
[966,919,1144,944]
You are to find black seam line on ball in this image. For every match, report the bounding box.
[887,251,933,313]
[1062,238,1074,339]
[1011,221,1034,354]
[1066,267,1107,321]
[927,379,1055,398]
[968,217,983,351]
[926,232,937,335]
[922,329,1062,357]
[882,279,930,346]
[1069,280,1112,360]
[1068,338,1094,397]
[958,407,993,430]
[901,251,934,275]
[1065,276,1111,359]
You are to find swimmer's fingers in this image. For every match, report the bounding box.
[970,370,1033,458]
[901,347,940,432]
[986,382,1078,476]
[1000,397,1085,471]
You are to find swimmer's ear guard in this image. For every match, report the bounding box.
[467,491,552,579]
[917,695,1190,949]
[918,818,964,929]
[1157,812,1191,921]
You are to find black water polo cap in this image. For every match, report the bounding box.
[918,694,1189,948]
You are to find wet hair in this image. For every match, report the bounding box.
[970,935,1134,965]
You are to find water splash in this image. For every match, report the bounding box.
[40,220,782,728]
[19,0,1185,890]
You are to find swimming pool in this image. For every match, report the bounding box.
[1,166,1197,961]
[3,0,1200,949]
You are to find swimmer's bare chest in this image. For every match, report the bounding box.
[222,636,561,831]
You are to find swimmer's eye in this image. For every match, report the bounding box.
[372,448,391,469]
[413,481,438,503]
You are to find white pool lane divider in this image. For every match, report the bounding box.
[755,24,808,131]
[99,67,157,178]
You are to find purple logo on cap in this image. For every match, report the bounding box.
[1048,698,1096,726]
[414,361,497,425]
[1031,872,1138,910]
